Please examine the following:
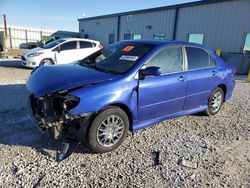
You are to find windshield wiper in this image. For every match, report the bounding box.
[80,61,121,75]
[92,65,112,74]
[80,62,112,74]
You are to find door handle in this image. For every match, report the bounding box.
[211,70,217,76]
[178,76,187,82]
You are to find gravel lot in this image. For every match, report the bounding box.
[0,59,249,187]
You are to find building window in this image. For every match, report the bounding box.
[124,33,132,40]
[188,34,204,44]
[133,34,142,40]
[127,15,133,22]
[153,34,165,40]
[109,34,116,44]
[243,33,250,53]
[84,34,89,39]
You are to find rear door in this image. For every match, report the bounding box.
[55,41,77,64]
[184,46,218,111]
[138,46,188,122]
[78,41,98,60]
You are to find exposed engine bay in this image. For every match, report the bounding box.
[29,93,93,161]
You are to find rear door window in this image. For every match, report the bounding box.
[80,41,93,48]
[60,41,77,51]
[186,47,211,70]
[209,55,216,67]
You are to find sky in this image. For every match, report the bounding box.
[0,0,198,32]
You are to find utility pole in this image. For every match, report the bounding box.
[3,14,7,37]
[2,14,8,51]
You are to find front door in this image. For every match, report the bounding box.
[138,46,187,122]
[55,41,78,64]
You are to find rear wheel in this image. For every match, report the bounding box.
[40,58,54,66]
[87,107,129,153]
[204,87,224,116]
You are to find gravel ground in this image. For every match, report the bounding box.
[0,60,249,187]
[0,59,31,84]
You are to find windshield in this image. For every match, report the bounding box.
[42,39,65,49]
[80,42,155,75]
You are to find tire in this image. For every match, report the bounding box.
[87,106,129,153]
[204,87,224,116]
[40,58,55,66]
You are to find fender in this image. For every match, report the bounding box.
[68,77,139,122]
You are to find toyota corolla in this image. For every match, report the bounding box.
[26,40,235,160]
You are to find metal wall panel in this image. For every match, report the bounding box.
[119,9,176,41]
[175,0,250,52]
[79,17,118,46]
[79,0,250,52]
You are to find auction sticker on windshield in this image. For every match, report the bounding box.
[122,46,135,52]
[119,55,139,61]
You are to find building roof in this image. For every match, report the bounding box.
[78,0,233,21]
[120,39,206,48]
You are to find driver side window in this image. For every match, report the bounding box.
[145,46,183,74]
[60,41,77,51]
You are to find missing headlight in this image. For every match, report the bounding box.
[30,93,80,122]
[62,95,80,112]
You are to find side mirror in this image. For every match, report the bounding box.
[52,47,61,53]
[140,66,161,78]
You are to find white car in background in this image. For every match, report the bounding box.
[21,38,102,68]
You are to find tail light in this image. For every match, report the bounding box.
[233,67,236,76]
[98,44,103,49]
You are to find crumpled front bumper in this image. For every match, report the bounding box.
[27,98,40,130]
[27,95,93,140]
[27,96,94,161]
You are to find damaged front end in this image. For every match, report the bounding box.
[29,92,92,161]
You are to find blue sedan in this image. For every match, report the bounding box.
[27,40,235,159]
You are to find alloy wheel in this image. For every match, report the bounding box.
[42,59,53,65]
[96,115,125,148]
[210,91,223,113]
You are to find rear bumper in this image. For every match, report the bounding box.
[225,79,236,102]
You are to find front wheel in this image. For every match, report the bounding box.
[40,58,54,66]
[87,107,129,153]
[204,87,224,116]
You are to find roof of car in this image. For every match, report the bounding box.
[121,39,201,46]
[61,37,100,43]
[120,39,212,51]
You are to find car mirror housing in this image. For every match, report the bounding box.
[140,66,161,78]
[52,47,61,53]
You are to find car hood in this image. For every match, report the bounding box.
[26,64,117,96]
[22,47,47,56]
